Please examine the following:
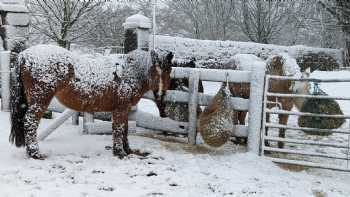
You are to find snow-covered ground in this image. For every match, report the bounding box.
[0,71,350,197]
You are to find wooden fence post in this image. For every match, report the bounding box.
[247,67,266,154]
[1,51,11,112]
[83,113,94,134]
[188,71,200,145]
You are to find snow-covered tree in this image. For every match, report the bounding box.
[318,0,350,65]
[166,0,236,40]
[235,0,305,44]
[28,0,109,49]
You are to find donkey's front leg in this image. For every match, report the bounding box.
[112,109,129,159]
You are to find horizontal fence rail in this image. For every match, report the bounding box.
[267,92,350,100]
[261,75,350,172]
[171,67,252,83]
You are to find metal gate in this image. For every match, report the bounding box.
[261,75,350,172]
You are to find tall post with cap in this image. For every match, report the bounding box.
[123,12,151,54]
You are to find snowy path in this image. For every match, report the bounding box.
[0,111,350,197]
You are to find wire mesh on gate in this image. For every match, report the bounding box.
[261,75,350,172]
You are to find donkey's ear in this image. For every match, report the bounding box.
[150,50,159,64]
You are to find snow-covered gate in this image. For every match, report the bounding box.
[84,66,265,154]
[261,75,350,172]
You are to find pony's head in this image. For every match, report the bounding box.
[149,50,174,117]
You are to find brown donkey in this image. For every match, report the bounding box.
[10,45,174,159]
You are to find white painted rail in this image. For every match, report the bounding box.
[38,109,76,140]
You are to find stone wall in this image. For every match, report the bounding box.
[0,1,28,90]
[0,1,29,52]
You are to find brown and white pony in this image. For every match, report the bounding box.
[10,45,174,159]
[227,54,309,148]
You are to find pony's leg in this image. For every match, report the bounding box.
[112,109,149,158]
[24,98,53,159]
[112,109,128,159]
[238,111,247,125]
[278,99,293,149]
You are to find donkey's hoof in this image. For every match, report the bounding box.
[113,148,128,159]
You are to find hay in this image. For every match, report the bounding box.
[298,87,345,136]
[197,86,234,147]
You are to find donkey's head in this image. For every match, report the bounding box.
[149,50,174,117]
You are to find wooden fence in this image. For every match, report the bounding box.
[82,66,265,154]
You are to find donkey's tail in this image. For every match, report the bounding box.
[9,56,27,147]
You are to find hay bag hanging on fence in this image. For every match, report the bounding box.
[298,84,345,136]
[198,85,234,147]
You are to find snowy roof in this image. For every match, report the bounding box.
[123,12,151,29]
[152,35,344,69]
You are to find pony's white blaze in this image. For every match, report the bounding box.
[156,66,163,95]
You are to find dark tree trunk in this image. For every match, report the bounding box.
[57,39,70,49]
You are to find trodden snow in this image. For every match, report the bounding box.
[0,71,349,197]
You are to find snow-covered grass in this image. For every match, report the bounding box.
[0,71,350,196]
[1,111,350,197]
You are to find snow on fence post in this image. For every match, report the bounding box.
[38,109,76,141]
[188,71,200,145]
[247,66,266,154]
[83,113,94,134]
[0,51,11,112]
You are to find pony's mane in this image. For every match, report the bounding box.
[123,49,152,78]
[266,53,302,78]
